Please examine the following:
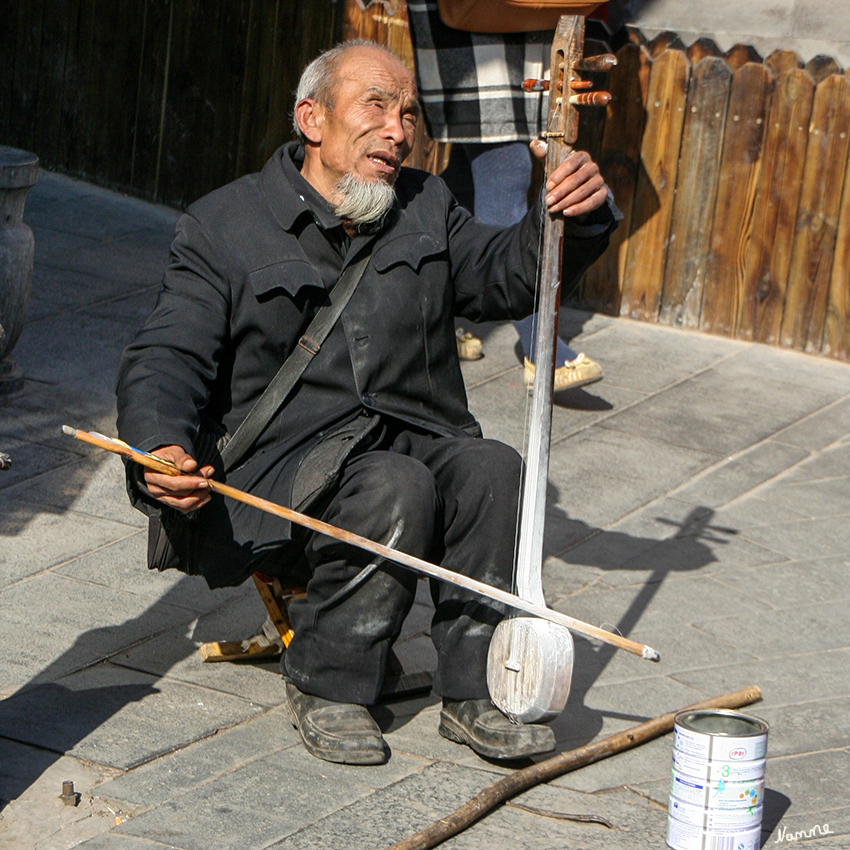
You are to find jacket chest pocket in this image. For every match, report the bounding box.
[369,231,450,328]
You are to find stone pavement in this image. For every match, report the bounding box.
[1,170,849,850]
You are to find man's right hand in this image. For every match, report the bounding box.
[143,445,215,513]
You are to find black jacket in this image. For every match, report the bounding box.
[117,142,615,503]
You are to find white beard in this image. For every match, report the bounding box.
[333,172,396,226]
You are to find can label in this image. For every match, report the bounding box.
[674,711,768,762]
[673,750,766,783]
[670,772,764,809]
[669,797,763,830]
[667,815,761,850]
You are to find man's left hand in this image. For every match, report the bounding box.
[531,145,608,218]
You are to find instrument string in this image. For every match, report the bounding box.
[510,75,562,619]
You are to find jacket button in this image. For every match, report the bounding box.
[362,393,373,406]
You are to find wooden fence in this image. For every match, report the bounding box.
[1,0,341,207]
[582,32,850,362]
[4,0,849,361]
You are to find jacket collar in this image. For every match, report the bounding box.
[261,141,343,233]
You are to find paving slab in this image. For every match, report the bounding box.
[671,649,850,706]
[111,590,292,708]
[0,572,200,693]
[54,534,244,613]
[772,395,850,452]
[599,366,838,457]
[575,319,738,395]
[466,365,642,452]
[692,599,850,658]
[93,707,296,810]
[547,426,720,528]
[260,761,495,850]
[115,745,428,850]
[753,697,850,759]
[0,661,263,770]
[669,439,812,509]
[709,555,850,609]
[2,453,147,527]
[738,516,850,561]
[0,498,138,588]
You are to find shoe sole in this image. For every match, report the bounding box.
[438,712,552,760]
[285,694,388,765]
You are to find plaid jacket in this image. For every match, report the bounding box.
[406,1,551,143]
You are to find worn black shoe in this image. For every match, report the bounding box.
[439,698,556,760]
[284,680,388,765]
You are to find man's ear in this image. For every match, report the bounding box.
[295,98,324,144]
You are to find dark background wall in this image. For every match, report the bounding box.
[1,0,341,208]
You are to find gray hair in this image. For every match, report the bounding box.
[292,39,405,140]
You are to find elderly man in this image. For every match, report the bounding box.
[117,41,615,765]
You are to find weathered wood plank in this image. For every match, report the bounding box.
[764,49,802,76]
[700,63,773,336]
[0,3,19,134]
[724,43,762,71]
[583,42,652,314]
[659,57,732,329]
[9,0,44,150]
[805,55,842,84]
[619,48,689,321]
[823,150,850,360]
[686,38,720,65]
[781,74,850,352]
[648,31,685,58]
[32,0,74,169]
[736,69,814,343]
[262,5,297,164]
[132,0,173,198]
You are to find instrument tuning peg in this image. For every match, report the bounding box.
[576,54,618,73]
[569,80,593,90]
[568,91,613,107]
[522,78,550,92]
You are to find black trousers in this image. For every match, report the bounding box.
[280,427,522,704]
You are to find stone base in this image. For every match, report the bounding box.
[0,355,24,396]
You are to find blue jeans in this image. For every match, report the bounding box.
[441,141,577,365]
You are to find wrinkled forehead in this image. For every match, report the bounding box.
[333,46,418,102]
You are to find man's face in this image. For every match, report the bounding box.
[298,47,419,204]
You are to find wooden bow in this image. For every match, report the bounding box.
[63,425,659,661]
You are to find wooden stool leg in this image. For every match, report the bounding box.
[198,573,305,663]
[199,575,432,696]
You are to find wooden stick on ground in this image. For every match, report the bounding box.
[62,425,661,662]
[384,686,762,850]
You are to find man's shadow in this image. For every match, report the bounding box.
[0,575,258,811]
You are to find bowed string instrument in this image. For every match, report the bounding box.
[486,15,625,724]
[64,17,658,698]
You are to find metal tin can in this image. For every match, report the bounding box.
[667,709,769,850]
[669,796,763,830]
[666,815,762,850]
[670,772,764,809]
[673,710,769,762]
[673,750,767,783]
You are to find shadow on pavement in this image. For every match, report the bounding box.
[0,577,212,811]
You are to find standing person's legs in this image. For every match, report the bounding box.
[464,143,580,367]
[466,142,602,389]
